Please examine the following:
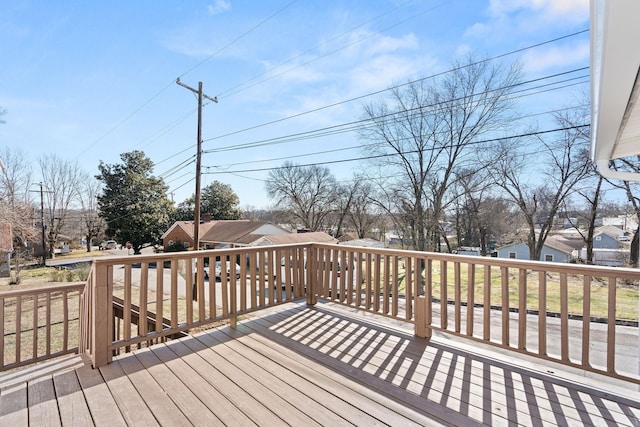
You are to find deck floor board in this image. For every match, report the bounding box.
[1,301,639,426]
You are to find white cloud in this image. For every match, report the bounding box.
[207,0,231,16]
[522,39,589,72]
[488,0,589,25]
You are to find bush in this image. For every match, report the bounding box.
[49,263,91,282]
[165,240,189,252]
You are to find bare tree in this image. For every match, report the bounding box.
[78,175,104,252]
[491,117,591,260]
[347,179,381,239]
[266,162,337,232]
[454,168,514,255]
[0,148,35,257]
[360,56,521,251]
[39,155,83,258]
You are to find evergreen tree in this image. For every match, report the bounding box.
[96,151,174,254]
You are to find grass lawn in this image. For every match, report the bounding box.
[358,257,639,321]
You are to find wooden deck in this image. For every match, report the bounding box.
[1,301,639,426]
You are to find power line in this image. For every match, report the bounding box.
[201,68,588,154]
[202,124,589,175]
[202,29,589,143]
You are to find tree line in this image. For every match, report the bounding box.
[266,56,640,264]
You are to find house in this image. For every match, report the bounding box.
[161,220,217,249]
[592,225,627,249]
[580,247,630,267]
[496,235,575,262]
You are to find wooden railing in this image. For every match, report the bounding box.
[312,243,640,384]
[0,282,85,371]
[3,243,639,384]
[80,245,311,368]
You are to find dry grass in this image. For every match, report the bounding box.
[358,257,639,321]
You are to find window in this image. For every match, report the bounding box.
[545,254,553,262]
[183,241,189,248]
[509,252,516,259]
[595,236,602,241]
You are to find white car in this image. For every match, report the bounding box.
[204,261,241,280]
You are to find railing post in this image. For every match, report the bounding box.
[306,244,316,306]
[91,263,112,368]
[414,295,431,338]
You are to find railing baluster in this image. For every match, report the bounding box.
[16,295,22,364]
[240,252,247,310]
[441,260,448,330]
[392,255,398,317]
[185,260,193,324]
[466,263,475,337]
[140,263,149,340]
[538,270,547,356]
[32,294,38,360]
[560,272,569,362]
[221,255,229,317]
[125,264,133,344]
[454,261,461,333]
[501,266,509,346]
[518,268,527,350]
[581,275,591,368]
[425,258,432,330]
[483,265,490,341]
[373,253,381,312]
[0,295,4,368]
[257,251,264,307]
[383,255,390,314]
[45,292,51,357]
[365,253,372,310]
[62,290,69,353]
[250,252,257,309]
[406,256,413,321]
[156,262,164,334]
[607,276,616,374]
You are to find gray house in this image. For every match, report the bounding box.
[497,236,574,263]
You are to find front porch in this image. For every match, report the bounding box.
[2,301,639,426]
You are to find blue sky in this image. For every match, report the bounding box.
[0,0,590,209]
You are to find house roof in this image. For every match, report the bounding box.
[590,0,640,182]
[249,231,337,246]
[200,220,288,245]
[160,221,216,240]
[543,235,577,254]
[499,236,574,255]
[594,224,626,239]
[339,238,385,248]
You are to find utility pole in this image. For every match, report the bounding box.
[176,78,217,250]
[39,182,46,266]
[28,182,48,266]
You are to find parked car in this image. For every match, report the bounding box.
[99,240,117,250]
[203,261,241,280]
